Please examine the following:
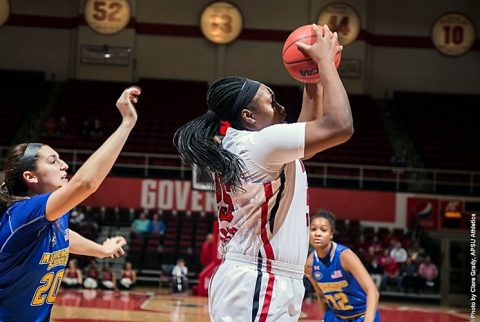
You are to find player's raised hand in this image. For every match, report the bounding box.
[102,236,127,258]
[116,86,141,127]
[296,24,342,65]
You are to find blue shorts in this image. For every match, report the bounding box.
[324,309,380,322]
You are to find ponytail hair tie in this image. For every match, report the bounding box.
[206,109,221,120]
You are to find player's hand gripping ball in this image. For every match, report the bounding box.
[282,24,342,83]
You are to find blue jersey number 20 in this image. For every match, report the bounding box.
[31,270,65,306]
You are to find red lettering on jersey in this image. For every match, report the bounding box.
[215,178,234,223]
[220,227,238,243]
[215,177,237,243]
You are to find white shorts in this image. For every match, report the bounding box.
[208,253,305,322]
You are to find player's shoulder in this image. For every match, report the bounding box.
[338,246,362,271]
[306,251,315,264]
[335,242,350,254]
[10,193,51,211]
[222,127,248,149]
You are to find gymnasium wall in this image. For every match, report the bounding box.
[0,0,478,97]
[0,0,74,80]
[80,177,480,229]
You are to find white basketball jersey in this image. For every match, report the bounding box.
[216,123,310,267]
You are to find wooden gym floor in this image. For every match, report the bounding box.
[51,289,473,322]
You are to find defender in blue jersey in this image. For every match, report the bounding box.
[305,210,380,322]
[0,87,141,322]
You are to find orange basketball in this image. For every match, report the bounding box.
[282,24,341,83]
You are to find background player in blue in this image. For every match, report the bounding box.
[305,210,380,322]
[0,86,141,322]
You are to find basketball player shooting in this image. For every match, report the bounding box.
[174,24,352,321]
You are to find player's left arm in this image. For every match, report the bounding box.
[298,83,324,123]
[340,249,379,322]
[297,31,340,126]
[299,83,324,160]
[69,230,126,259]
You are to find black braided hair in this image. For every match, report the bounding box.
[173,77,256,188]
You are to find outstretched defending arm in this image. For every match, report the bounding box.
[46,87,141,221]
[69,230,127,259]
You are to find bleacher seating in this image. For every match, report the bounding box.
[394,91,480,170]
[0,69,46,145]
[39,79,394,170]
[79,204,441,301]
[123,210,215,273]
[263,87,394,167]
[41,80,131,150]
[42,78,208,155]
[311,95,394,166]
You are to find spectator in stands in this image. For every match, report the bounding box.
[68,206,83,231]
[354,233,368,255]
[366,256,384,290]
[119,261,137,290]
[83,259,100,289]
[149,212,166,236]
[364,246,377,264]
[383,231,397,251]
[42,117,57,137]
[83,207,99,239]
[390,241,408,268]
[62,259,83,289]
[390,153,406,167]
[200,233,216,268]
[401,257,419,293]
[369,235,383,255]
[408,240,425,263]
[400,234,412,250]
[172,258,188,293]
[69,206,85,225]
[418,256,438,291]
[79,119,91,139]
[130,211,151,238]
[381,256,402,291]
[90,118,103,137]
[100,262,116,290]
[56,115,68,137]
[378,249,390,267]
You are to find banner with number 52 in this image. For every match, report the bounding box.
[84,0,131,35]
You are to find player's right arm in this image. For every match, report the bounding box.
[296,24,353,157]
[45,87,141,221]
